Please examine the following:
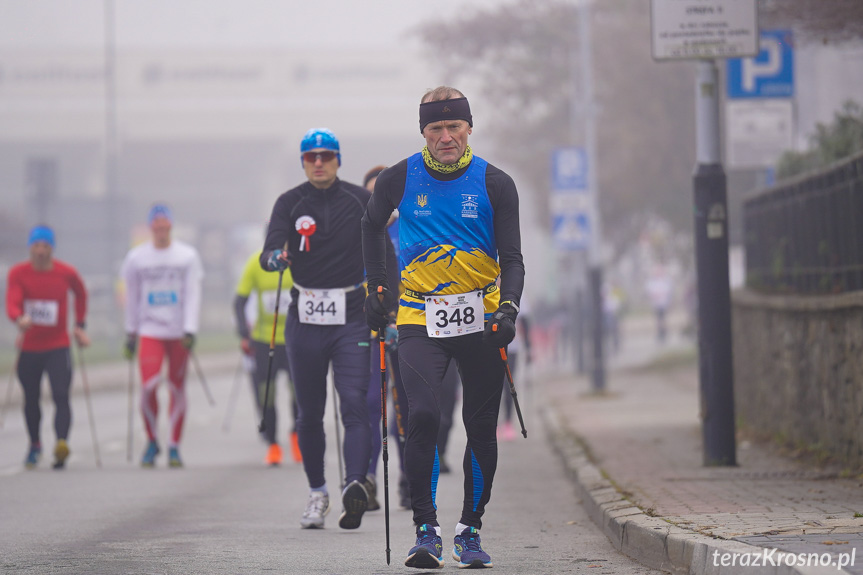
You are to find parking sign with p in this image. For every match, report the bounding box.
[727,30,794,99]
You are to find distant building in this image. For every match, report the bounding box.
[0,47,431,273]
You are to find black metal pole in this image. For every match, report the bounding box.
[589,266,605,392]
[575,287,585,374]
[694,164,736,466]
[378,329,391,565]
[694,60,736,466]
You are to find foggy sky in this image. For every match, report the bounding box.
[0,0,507,49]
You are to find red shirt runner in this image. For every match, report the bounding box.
[6,260,87,352]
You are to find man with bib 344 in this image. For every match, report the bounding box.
[261,128,396,531]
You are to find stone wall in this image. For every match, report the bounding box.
[732,288,863,471]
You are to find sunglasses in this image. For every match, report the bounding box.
[302,151,338,163]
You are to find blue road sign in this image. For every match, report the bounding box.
[727,29,794,99]
[552,210,590,251]
[552,147,588,190]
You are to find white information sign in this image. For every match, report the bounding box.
[651,0,758,60]
[726,99,794,169]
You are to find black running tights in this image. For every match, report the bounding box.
[17,347,73,445]
[397,325,505,530]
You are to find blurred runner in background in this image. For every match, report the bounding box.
[121,204,204,469]
[6,225,89,469]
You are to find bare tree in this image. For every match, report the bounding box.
[759,0,863,44]
[415,0,696,256]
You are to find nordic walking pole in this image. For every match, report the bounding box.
[74,342,102,468]
[222,356,245,432]
[126,358,134,462]
[493,324,527,438]
[259,265,285,434]
[332,377,345,489]
[0,353,18,429]
[377,286,391,565]
[189,351,216,407]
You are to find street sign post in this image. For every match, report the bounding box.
[651,0,758,61]
[550,147,591,252]
[727,29,794,99]
[726,99,794,168]
[552,211,590,251]
[726,30,795,168]
[552,147,588,191]
[651,0,750,466]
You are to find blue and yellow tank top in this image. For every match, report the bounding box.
[396,152,501,326]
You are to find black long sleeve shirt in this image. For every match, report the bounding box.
[261,178,373,323]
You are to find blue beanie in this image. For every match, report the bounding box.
[148,203,173,225]
[28,225,55,248]
[300,128,341,166]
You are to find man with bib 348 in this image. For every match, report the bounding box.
[362,87,525,569]
[261,128,396,531]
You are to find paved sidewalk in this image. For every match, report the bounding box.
[540,313,863,575]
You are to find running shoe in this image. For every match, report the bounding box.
[405,523,444,569]
[141,440,161,467]
[52,439,70,469]
[338,479,368,529]
[452,526,493,568]
[24,444,42,469]
[168,446,183,468]
[364,474,380,511]
[265,443,282,466]
[290,431,302,463]
[300,490,330,529]
[141,440,160,467]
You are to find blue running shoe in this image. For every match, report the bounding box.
[141,440,160,467]
[24,444,42,469]
[168,446,183,468]
[405,524,444,569]
[452,526,493,568]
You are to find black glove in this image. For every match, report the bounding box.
[123,333,137,360]
[365,285,396,330]
[182,333,196,351]
[483,301,518,348]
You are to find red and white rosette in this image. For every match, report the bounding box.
[295,215,316,252]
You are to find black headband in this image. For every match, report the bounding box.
[419,97,473,133]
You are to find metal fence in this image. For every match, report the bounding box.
[743,151,863,294]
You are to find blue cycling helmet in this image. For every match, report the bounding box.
[300,128,341,166]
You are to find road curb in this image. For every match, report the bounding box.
[541,403,835,575]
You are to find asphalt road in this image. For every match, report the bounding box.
[0,356,662,575]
